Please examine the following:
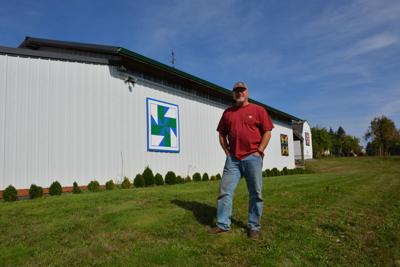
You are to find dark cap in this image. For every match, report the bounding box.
[232,81,248,91]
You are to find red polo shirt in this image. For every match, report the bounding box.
[217,103,274,160]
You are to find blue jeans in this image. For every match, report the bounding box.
[216,154,263,231]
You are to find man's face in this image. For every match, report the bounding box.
[232,87,249,104]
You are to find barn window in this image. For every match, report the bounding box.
[305,132,310,146]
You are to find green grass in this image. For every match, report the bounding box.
[1,157,399,266]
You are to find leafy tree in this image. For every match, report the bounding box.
[328,127,335,137]
[389,139,400,155]
[312,126,362,157]
[336,126,346,138]
[342,135,362,156]
[365,116,399,156]
[331,126,346,156]
[311,127,332,158]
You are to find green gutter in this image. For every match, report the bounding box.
[117,47,301,122]
[118,48,231,96]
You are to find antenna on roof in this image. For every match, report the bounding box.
[171,49,176,68]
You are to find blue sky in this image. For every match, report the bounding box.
[1,0,399,144]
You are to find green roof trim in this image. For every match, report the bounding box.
[117,48,301,122]
[117,48,232,96]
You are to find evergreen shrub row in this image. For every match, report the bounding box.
[2,167,222,202]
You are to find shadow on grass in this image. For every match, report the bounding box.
[171,199,247,229]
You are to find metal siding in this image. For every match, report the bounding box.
[264,120,296,170]
[4,56,20,188]
[0,55,297,190]
[0,55,6,189]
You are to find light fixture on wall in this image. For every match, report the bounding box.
[124,76,137,92]
[124,76,137,85]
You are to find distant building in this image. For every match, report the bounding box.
[0,37,312,195]
[293,120,314,164]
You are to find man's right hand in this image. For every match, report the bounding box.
[219,133,230,156]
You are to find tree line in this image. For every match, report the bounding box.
[311,115,400,158]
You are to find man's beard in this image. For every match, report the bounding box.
[235,96,247,104]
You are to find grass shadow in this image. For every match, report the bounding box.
[171,199,247,229]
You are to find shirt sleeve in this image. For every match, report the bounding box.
[217,111,228,135]
[259,108,274,133]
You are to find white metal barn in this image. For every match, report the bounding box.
[0,37,311,195]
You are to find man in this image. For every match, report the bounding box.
[209,81,274,239]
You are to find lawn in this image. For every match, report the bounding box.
[0,157,399,266]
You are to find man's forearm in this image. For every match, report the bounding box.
[258,131,271,152]
[219,134,230,155]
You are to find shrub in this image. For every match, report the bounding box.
[216,174,222,180]
[122,176,132,189]
[88,180,100,192]
[49,181,62,195]
[210,175,216,181]
[270,168,280,176]
[3,185,18,202]
[296,168,305,174]
[133,174,144,188]
[105,180,115,190]
[282,167,288,176]
[165,171,177,185]
[263,169,271,177]
[176,176,184,184]
[142,167,155,187]
[154,173,164,186]
[72,182,81,194]
[185,176,192,183]
[29,184,43,199]
[202,173,209,182]
[192,172,201,182]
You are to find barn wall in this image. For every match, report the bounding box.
[265,120,296,170]
[0,54,295,190]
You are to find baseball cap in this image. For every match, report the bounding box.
[232,81,248,91]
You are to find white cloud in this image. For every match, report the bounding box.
[345,33,398,58]
[300,0,400,43]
